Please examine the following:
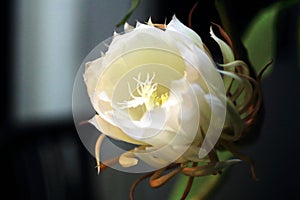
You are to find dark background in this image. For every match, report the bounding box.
[1,0,299,199]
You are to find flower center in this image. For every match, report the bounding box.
[118,73,169,119]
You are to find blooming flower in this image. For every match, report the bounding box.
[82,15,264,199]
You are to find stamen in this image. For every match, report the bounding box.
[118,73,169,111]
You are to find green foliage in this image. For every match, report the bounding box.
[242,0,300,77]
[116,0,140,27]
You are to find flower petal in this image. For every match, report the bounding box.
[84,57,104,98]
[119,151,138,167]
[210,26,234,63]
[134,147,173,168]
[89,115,146,145]
[124,22,134,32]
[167,15,203,49]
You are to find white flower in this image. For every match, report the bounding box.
[83,16,252,172]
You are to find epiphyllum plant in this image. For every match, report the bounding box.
[83,16,266,199]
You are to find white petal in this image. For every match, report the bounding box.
[97,91,111,102]
[95,134,106,174]
[210,26,234,63]
[134,148,170,168]
[135,21,154,30]
[89,115,146,145]
[113,31,119,37]
[147,17,154,26]
[167,15,203,49]
[124,22,134,32]
[84,57,103,98]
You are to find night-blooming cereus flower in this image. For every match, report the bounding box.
[82,15,264,198]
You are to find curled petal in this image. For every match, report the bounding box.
[210,26,234,63]
[182,159,241,177]
[149,167,181,188]
[119,151,139,167]
[95,134,106,174]
[211,22,233,49]
[217,60,250,76]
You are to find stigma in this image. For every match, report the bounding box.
[119,73,169,111]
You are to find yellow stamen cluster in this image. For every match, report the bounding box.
[119,73,169,111]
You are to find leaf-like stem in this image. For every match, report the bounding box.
[116,0,140,27]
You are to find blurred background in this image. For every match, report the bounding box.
[1,0,299,199]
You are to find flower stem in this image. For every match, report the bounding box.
[130,173,153,200]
